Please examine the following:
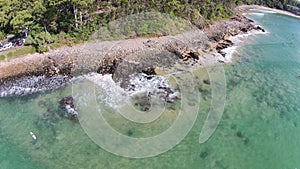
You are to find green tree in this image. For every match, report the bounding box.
[32,31,54,53]
[10,10,32,32]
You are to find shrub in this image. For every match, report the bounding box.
[24,35,34,45]
[0,55,5,60]
[29,32,55,53]
[7,52,13,58]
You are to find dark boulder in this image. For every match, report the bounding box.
[142,67,156,76]
[59,96,78,119]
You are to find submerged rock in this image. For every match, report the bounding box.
[236,131,243,138]
[203,79,211,85]
[131,93,151,112]
[200,151,209,159]
[59,97,78,119]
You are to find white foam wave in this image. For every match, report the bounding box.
[249,9,276,14]
[256,10,277,14]
[85,73,127,109]
[249,12,265,16]
[82,73,176,109]
[219,28,268,63]
[127,73,170,96]
[222,46,238,62]
[229,28,268,44]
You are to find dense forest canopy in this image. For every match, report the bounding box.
[0,0,299,52]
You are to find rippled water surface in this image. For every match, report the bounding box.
[0,11,300,169]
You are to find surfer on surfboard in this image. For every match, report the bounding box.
[29,131,37,140]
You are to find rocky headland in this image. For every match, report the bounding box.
[0,6,266,98]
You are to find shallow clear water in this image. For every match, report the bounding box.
[0,11,300,169]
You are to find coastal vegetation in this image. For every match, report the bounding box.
[0,0,299,53]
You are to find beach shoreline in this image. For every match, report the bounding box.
[237,5,300,19]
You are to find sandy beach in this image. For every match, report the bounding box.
[237,5,300,19]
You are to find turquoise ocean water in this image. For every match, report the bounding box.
[0,11,300,169]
